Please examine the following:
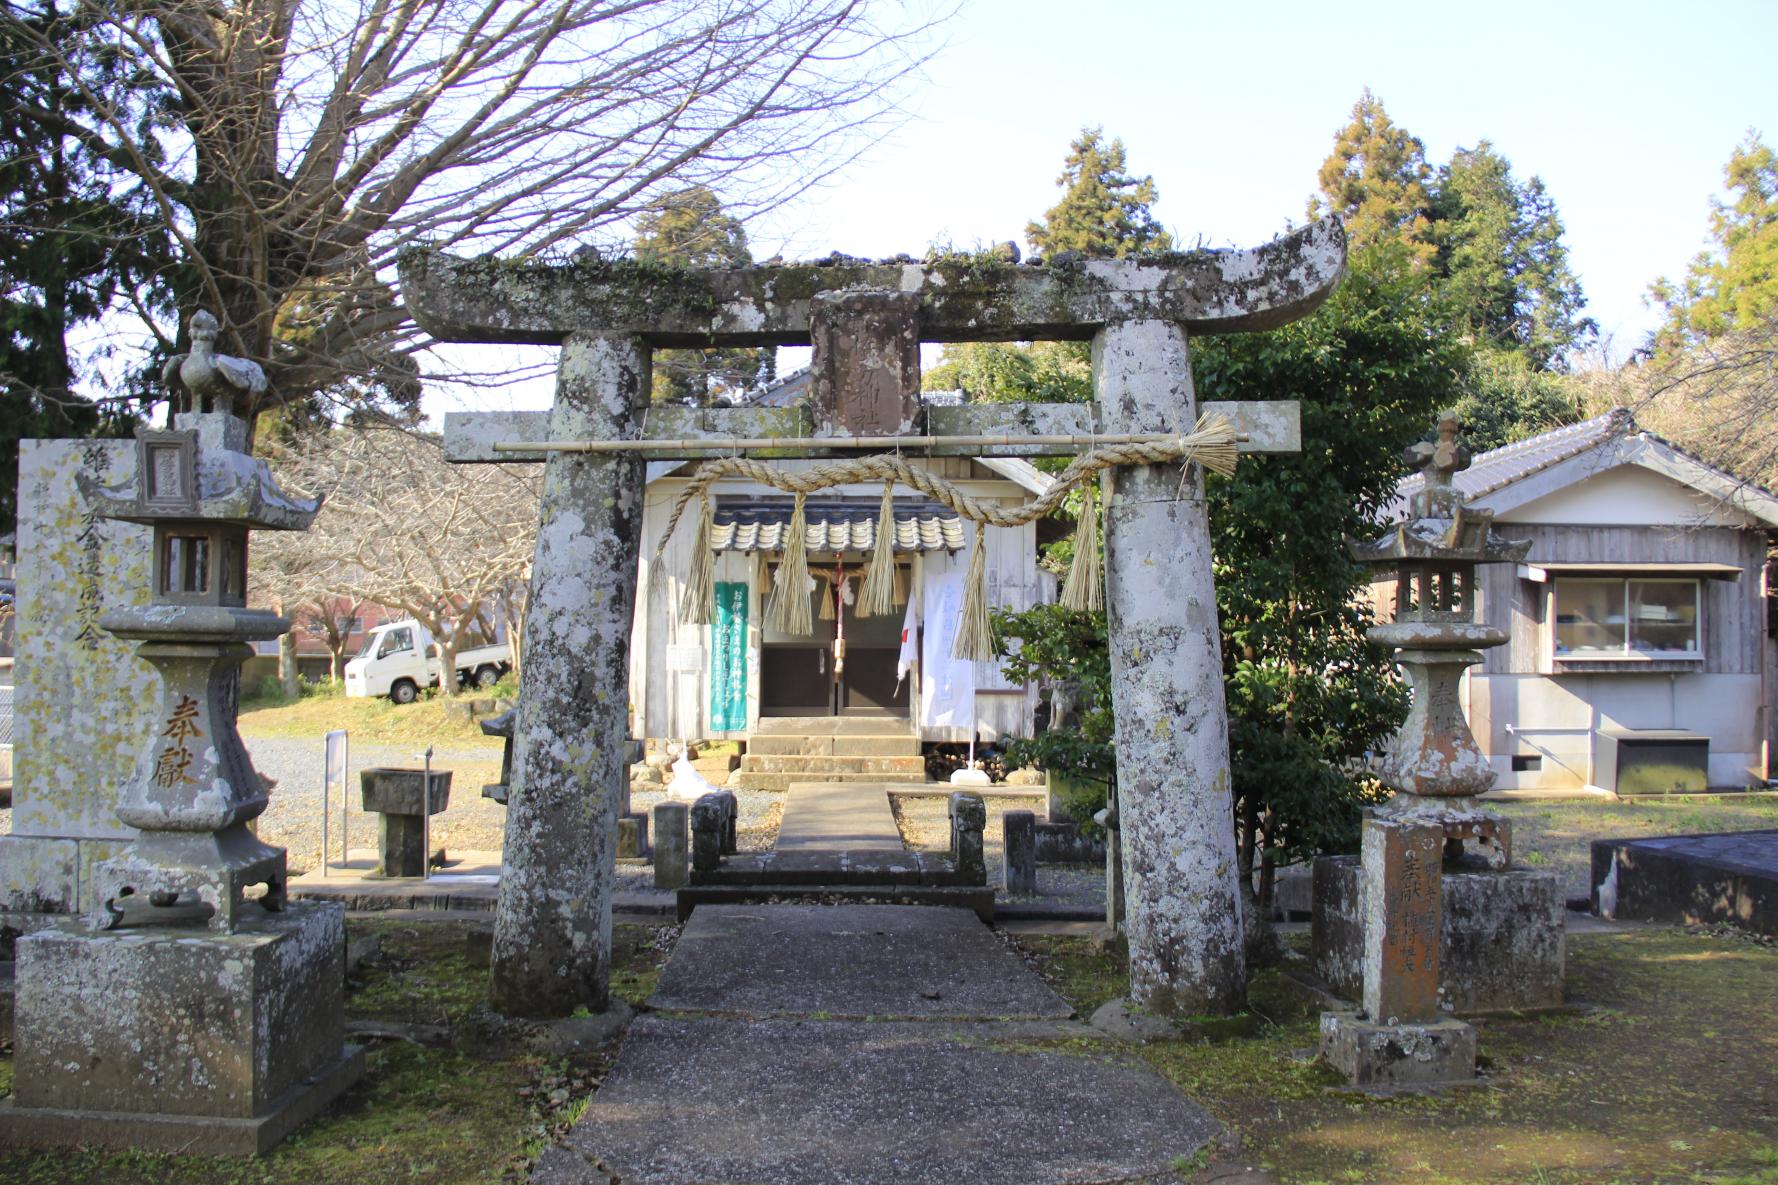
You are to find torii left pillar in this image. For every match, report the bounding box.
[491,334,647,1015]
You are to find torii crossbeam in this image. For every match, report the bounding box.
[400,219,1347,1018]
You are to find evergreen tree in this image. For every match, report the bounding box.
[1651,132,1778,346]
[0,0,175,534]
[1025,128,1171,259]
[1432,142,1594,367]
[1310,89,1437,271]
[633,187,773,406]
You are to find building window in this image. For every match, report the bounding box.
[1553,578,1700,657]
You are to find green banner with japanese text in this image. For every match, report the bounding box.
[710,581,748,732]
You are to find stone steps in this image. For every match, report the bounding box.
[731,771,915,793]
[751,716,916,737]
[739,754,927,777]
[745,734,921,758]
[674,884,995,924]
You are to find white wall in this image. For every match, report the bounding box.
[1498,464,1761,528]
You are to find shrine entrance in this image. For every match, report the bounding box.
[759,552,912,719]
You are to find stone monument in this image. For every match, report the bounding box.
[1318,412,1563,1088]
[0,322,363,1154]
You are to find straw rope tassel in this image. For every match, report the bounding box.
[678,496,716,624]
[1060,484,1103,613]
[952,526,995,662]
[858,481,898,617]
[768,492,813,635]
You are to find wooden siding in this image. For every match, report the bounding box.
[1474,524,1767,676]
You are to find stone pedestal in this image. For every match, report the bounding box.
[0,902,363,1155]
[1312,855,1566,1013]
[360,768,451,877]
[1318,1011,1477,1089]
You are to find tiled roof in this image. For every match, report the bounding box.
[710,501,966,553]
[1384,408,1638,519]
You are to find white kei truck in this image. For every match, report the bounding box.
[343,619,512,703]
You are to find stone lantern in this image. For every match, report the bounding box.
[1348,410,1529,847]
[0,321,363,1156]
[81,414,318,933]
[1317,411,1560,1090]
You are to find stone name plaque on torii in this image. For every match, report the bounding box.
[399,221,1346,1018]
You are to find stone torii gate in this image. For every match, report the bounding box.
[399,220,1346,1018]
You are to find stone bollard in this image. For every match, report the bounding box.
[948,792,987,885]
[712,790,738,854]
[617,814,650,861]
[360,767,452,877]
[690,794,725,874]
[1003,809,1038,895]
[1095,800,1125,930]
[653,801,690,891]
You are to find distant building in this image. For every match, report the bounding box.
[1380,408,1778,793]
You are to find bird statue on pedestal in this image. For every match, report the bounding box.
[162,310,268,416]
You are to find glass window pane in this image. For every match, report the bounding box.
[1554,579,1625,654]
[1628,580,1699,654]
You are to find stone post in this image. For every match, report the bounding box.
[490,333,647,1017]
[654,801,690,891]
[1360,818,1443,1024]
[690,795,724,874]
[1095,319,1246,1015]
[948,792,986,885]
[1003,809,1037,895]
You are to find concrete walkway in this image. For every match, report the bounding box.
[532,903,1220,1185]
[774,781,903,851]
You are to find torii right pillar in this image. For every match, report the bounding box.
[1097,319,1246,1014]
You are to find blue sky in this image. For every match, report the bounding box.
[426,0,1775,419]
[751,0,1776,354]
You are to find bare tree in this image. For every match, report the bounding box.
[1577,317,1778,492]
[279,427,540,694]
[9,0,944,431]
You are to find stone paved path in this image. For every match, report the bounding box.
[532,903,1220,1185]
[774,781,903,852]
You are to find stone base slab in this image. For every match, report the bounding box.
[1319,1010,1476,1087]
[0,1044,365,1156]
[1313,855,1566,1013]
[675,883,996,924]
[15,902,346,1119]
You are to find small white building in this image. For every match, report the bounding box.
[630,453,1055,744]
[1387,408,1778,793]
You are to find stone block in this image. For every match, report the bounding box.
[1318,1010,1476,1087]
[6,902,360,1150]
[359,767,452,816]
[654,801,689,891]
[1313,855,1565,1014]
[1003,809,1037,895]
[1033,821,1105,865]
[0,835,80,914]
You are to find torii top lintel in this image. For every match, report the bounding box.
[398,219,1346,349]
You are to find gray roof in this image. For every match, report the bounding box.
[1390,408,1637,517]
[1385,406,1778,525]
[711,502,966,553]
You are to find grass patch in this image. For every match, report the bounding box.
[1496,796,1778,896]
[237,683,505,748]
[0,917,665,1184]
[1012,928,1778,1185]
